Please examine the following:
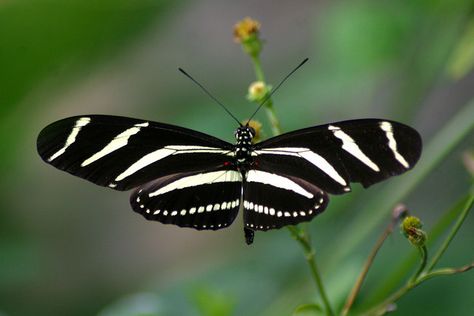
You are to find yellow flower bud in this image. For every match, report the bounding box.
[233,17,263,57]
[233,17,261,43]
[244,119,263,143]
[247,81,268,102]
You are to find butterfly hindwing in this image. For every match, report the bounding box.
[37,115,234,190]
[242,169,329,231]
[253,119,422,194]
[131,168,242,230]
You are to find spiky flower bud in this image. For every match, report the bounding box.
[401,216,427,247]
[247,81,269,102]
[233,17,263,58]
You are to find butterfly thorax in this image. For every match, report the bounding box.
[234,126,255,171]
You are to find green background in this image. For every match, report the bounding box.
[1,0,473,315]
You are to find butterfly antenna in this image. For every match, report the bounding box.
[246,58,309,125]
[179,68,242,126]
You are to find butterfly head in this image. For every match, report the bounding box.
[235,126,255,144]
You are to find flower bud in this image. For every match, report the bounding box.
[401,216,427,247]
[244,119,263,143]
[247,81,268,102]
[233,17,262,57]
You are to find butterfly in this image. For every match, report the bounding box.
[37,114,422,244]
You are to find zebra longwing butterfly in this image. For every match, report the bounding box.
[37,115,422,244]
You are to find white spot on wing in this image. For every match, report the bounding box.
[380,121,410,168]
[48,117,91,162]
[329,125,380,172]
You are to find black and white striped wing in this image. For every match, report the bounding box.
[37,115,234,191]
[242,119,421,231]
[131,168,242,230]
[253,119,422,195]
[242,170,328,231]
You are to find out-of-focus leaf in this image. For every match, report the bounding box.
[0,0,173,173]
[462,151,474,177]
[292,303,323,316]
[317,2,413,74]
[97,293,163,316]
[447,19,474,79]
[189,285,236,316]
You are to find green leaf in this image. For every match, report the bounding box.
[293,303,323,316]
[447,18,474,79]
[189,285,236,316]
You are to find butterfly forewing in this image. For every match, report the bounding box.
[131,168,242,230]
[242,170,329,231]
[254,119,422,194]
[37,115,234,190]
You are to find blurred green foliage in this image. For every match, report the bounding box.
[0,0,172,171]
[1,0,473,316]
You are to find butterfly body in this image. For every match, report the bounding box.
[234,126,256,170]
[37,115,422,244]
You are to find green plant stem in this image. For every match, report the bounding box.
[417,263,474,282]
[248,55,333,316]
[251,55,265,82]
[264,102,282,136]
[288,226,335,316]
[341,219,395,316]
[263,93,333,316]
[250,56,282,135]
[367,262,474,316]
[265,91,333,316]
[426,192,474,272]
[411,245,428,282]
[366,193,472,304]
